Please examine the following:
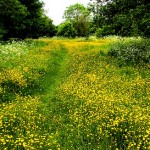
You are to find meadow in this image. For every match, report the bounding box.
[0,37,149,149]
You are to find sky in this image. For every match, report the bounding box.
[42,0,90,25]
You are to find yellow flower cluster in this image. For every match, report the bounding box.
[0,96,59,149]
[0,40,53,102]
[55,39,150,149]
[6,69,27,87]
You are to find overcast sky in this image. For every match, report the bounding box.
[42,0,90,25]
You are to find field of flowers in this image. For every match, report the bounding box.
[0,37,149,149]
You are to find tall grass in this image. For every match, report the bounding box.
[0,37,149,149]
[0,39,68,149]
[0,40,48,102]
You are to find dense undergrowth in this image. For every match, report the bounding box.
[0,37,149,149]
[108,37,150,66]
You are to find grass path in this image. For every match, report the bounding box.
[38,40,69,102]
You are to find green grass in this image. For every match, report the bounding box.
[0,37,149,149]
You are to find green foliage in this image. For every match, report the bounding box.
[0,27,7,40]
[74,17,90,37]
[140,17,150,38]
[63,3,91,37]
[89,0,150,37]
[96,26,115,37]
[57,22,77,38]
[95,28,103,38]
[38,15,56,37]
[108,38,150,65]
[112,14,132,36]
[63,3,90,21]
[18,0,44,38]
[0,0,28,39]
[0,0,56,39]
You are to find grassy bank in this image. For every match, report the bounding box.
[0,37,149,149]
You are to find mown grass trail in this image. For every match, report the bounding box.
[0,38,149,150]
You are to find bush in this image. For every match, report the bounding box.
[95,26,115,38]
[95,28,103,38]
[108,38,150,65]
[140,18,150,38]
[57,22,77,38]
[0,27,7,40]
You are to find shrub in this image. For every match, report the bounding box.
[57,22,77,38]
[108,38,150,65]
[0,27,7,40]
[95,28,103,38]
[96,26,115,38]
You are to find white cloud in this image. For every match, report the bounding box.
[42,0,90,25]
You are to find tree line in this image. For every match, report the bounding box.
[0,0,149,40]
[89,0,150,37]
[0,0,56,40]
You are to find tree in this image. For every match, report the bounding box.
[0,0,27,39]
[18,0,44,38]
[63,3,90,22]
[0,0,56,40]
[89,0,150,37]
[38,15,56,37]
[88,0,106,28]
[63,3,91,37]
[57,22,77,38]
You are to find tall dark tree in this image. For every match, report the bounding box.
[18,0,44,38]
[0,0,27,39]
[0,0,56,40]
[38,15,56,37]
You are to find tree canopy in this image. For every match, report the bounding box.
[63,3,90,22]
[88,0,150,37]
[0,0,56,40]
[60,3,91,37]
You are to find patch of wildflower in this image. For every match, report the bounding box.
[55,40,150,149]
[0,40,52,102]
[0,95,59,149]
[0,41,29,66]
[0,38,149,149]
[0,39,67,149]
